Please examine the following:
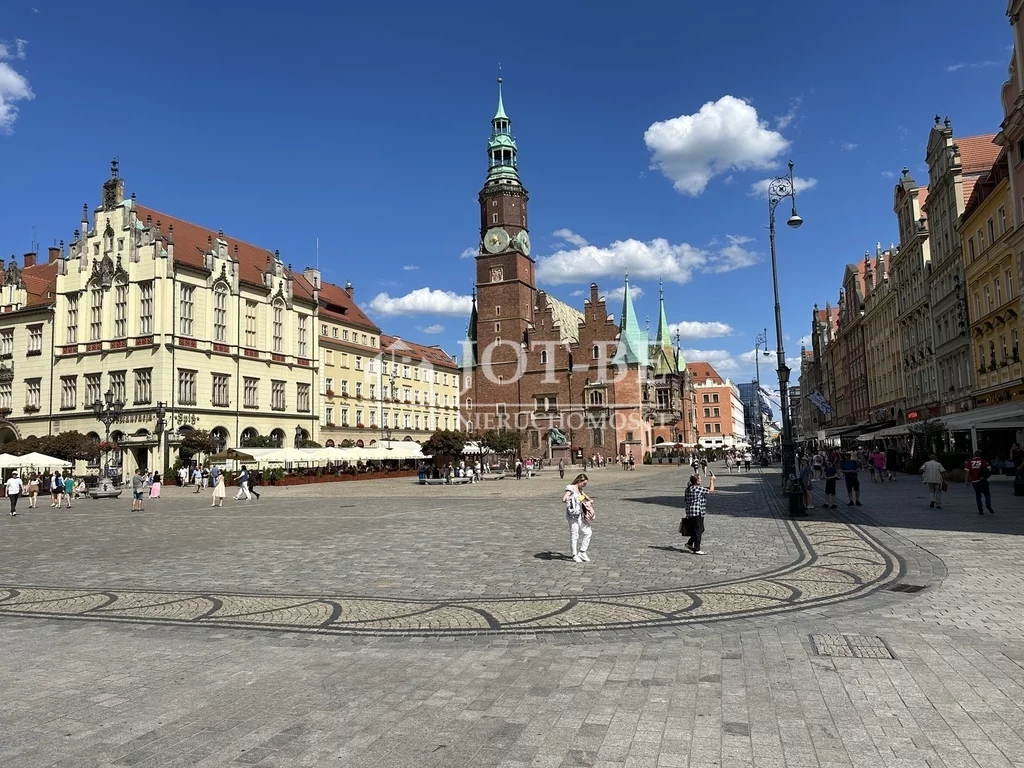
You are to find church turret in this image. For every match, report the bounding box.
[655,280,672,352]
[614,274,649,368]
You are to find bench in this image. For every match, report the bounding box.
[419,476,473,485]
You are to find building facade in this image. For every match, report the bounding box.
[862,243,904,425]
[924,119,997,415]
[690,362,746,450]
[892,169,939,422]
[961,151,1024,410]
[737,381,771,450]
[379,335,460,442]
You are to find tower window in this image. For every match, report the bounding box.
[540,350,547,364]
[492,200,497,207]
[593,345,600,359]
[492,214,498,224]
[494,322,500,333]
[495,306,501,316]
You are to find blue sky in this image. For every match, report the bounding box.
[0,1,1011,387]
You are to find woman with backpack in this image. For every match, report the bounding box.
[562,473,593,563]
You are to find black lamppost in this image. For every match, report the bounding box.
[92,389,124,491]
[154,401,167,475]
[381,425,393,451]
[767,160,804,484]
[294,423,304,448]
[753,328,771,459]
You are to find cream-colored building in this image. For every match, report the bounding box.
[377,335,460,442]
[4,163,323,475]
[961,151,1023,410]
[862,244,904,424]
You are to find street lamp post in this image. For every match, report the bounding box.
[753,329,769,460]
[767,160,804,485]
[154,401,167,476]
[92,389,124,492]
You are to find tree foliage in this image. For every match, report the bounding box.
[179,429,218,460]
[241,433,274,448]
[422,429,466,459]
[2,431,99,463]
[479,429,520,455]
[908,419,946,460]
[302,439,323,448]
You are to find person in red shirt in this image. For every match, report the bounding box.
[965,450,995,515]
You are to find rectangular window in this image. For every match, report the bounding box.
[271,380,285,410]
[177,370,197,405]
[985,285,992,312]
[703,407,711,417]
[109,371,126,404]
[60,376,77,410]
[212,374,230,407]
[713,423,721,433]
[704,423,711,433]
[139,281,153,335]
[996,277,1003,306]
[404,413,410,428]
[26,378,40,409]
[326,405,334,425]
[85,373,101,408]
[272,303,283,353]
[702,394,710,403]
[0,329,12,357]
[214,286,228,342]
[0,382,11,411]
[244,301,257,348]
[712,393,719,403]
[67,294,78,344]
[341,408,350,426]
[341,353,349,368]
[298,315,308,357]
[355,381,363,398]
[1008,270,1015,300]
[134,369,152,404]
[355,356,363,371]
[361,334,367,345]
[90,287,103,341]
[968,238,976,260]
[244,377,259,408]
[713,407,720,417]
[988,217,996,244]
[297,383,310,412]
[179,285,194,336]
[321,323,328,336]
[341,379,349,395]
[978,227,985,251]
[369,383,376,399]
[999,206,1007,234]
[114,283,128,337]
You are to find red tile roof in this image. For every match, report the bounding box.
[381,334,458,370]
[22,261,57,307]
[687,362,723,384]
[317,279,379,333]
[958,134,1000,175]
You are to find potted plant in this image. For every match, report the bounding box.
[325,388,335,397]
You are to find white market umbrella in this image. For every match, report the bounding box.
[0,452,71,469]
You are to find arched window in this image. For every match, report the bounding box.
[269,428,285,448]
[593,345,600,359]
[356,439,364,448]
[540,350,547,364]
[240,428,259,447]
[213,283,229,342]
[325,439,335,448]
[211,427,229,453]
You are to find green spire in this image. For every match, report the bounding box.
[655,280,672,351]
[462,291,478,370]
[614,274,649,368]
[487,76,519,182]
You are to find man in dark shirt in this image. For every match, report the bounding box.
[839,452,861,506]
[965,450,995,515]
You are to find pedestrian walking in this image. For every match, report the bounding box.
[919,454,946,509]
[839,452,862,506]
[131,468,145,512]
[822,456,839,508]
[628,452,635,471]
[965,451,995,515]
[5,470,23,516]
[799,460,815,510]
[63,474,74,508]
[178,465,189,488]
[699,456,709,477]
[725,454,734,473]
[515,459,523,480]
[192,466,203,493]
[680,472,715,555]
[558,458,565,479]
[249,468,261,500]
[235,466,252,500]
[743,452,752,472]
[812,451,824,481]
[149,471,161,499]
[51,470,64,508]
[562,473,593,563]
[211,471,226,507]
[26,473,39,508]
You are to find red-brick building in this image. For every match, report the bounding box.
[460,82,695,460]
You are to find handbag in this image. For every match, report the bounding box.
[581,499,595,522]
[940,479,948,493]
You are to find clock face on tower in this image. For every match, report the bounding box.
[484,227,510,254]
[514,230,531,256]
[490,267,504,283]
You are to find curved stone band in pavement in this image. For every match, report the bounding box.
[0,518,896,635]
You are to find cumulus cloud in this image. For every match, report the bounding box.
[798,334,812,347]
[553,228,588,247]
[774,96,802,129]
[748,176,818,198]
[0,38,33,134]
[536,233,762,285]
[459,247,477,259]
[669,321,734,340]
[421,324,444,334]
[684,349,742,375]
[402,265,419,271]
[601,284,643,304]
[644,96,790,196]
[368,287,472,317]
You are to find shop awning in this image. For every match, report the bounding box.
[856,424,911,442]
[822,424,867,438]
[938,403,1024,431]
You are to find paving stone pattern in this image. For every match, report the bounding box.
[1,466,1023,767]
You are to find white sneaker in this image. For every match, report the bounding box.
[579,552,591,562]
[572,553,583,563]
[693,549,706,555]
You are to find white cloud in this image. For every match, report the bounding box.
[536,233,762,285]
[774,96,802,130]
[402,265,419,271]
[881,170,897,179]
[553,228,588,247]
[421,324,445,334]
[669,321,734,339]
[839,141,858,152]
[601,285,643,304]
[644,95,790,196]
[459,247,476,259]
[368,287,472,317]
[684,349,742,375]
[748,176,818,198]
[798,334,812,347]
[946,61,1000,72]
[0,38,33,134]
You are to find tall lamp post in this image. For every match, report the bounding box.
[92,389,124,492]
[767,160,804,484]
[154,401,167,476]
[753,329,769,459]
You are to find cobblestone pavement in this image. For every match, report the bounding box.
[1,465,1023,766]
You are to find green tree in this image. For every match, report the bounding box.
[338,439,355,448]
[908,419,946,461]
[479,429,520,455]
[241,433,273,448]
[422,429,466,459]
[179,429,217,461]
[37,431,99,463]
[302,439,323,448]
